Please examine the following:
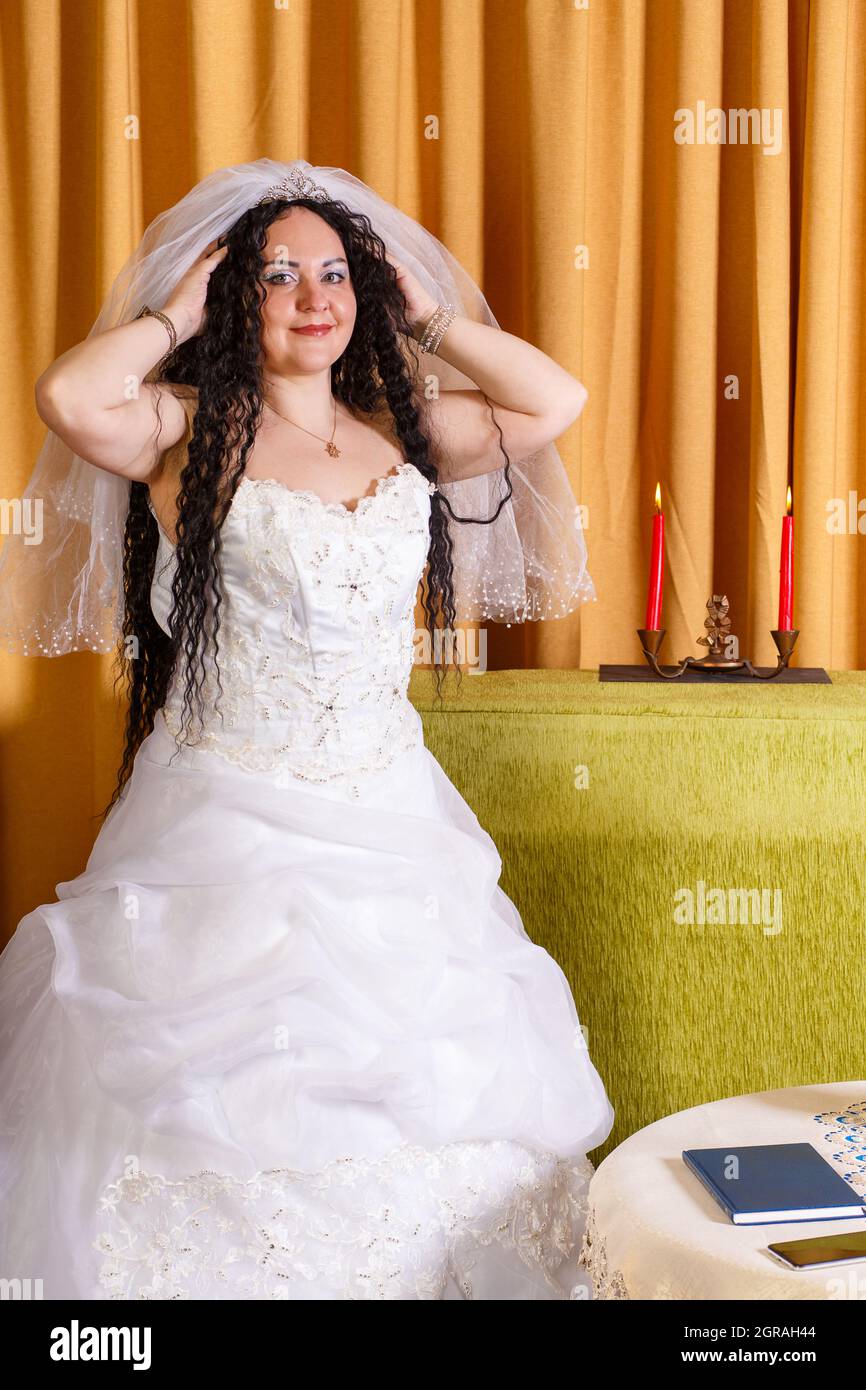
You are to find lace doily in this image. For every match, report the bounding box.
[812,1098,866,1196]
[576,1203,630,1299]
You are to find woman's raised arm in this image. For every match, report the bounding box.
[33,243,226,482]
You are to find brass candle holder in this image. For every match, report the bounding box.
[637,595,799,681]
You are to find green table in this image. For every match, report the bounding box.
[408,668,866,1163]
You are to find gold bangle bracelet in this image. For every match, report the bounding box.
[134,305,178,360]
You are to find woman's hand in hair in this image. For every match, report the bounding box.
[384,253,439,338]
[163,242,230,340]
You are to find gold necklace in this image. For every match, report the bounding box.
[263,393,341,457]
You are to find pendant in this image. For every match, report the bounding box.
[326,442,341,458]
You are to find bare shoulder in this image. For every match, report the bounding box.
[144,384,198,484]
[163,381,199,410]
[155,382,198,447]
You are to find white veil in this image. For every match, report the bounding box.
[0,158,595,655]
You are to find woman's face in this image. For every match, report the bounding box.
[257,207,356,376]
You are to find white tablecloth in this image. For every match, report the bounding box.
[579,1082,866,1299]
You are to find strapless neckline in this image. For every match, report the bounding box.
[240,459,415,516]
[150,460,433,549]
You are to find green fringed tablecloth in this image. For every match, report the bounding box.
[408,668,866,1164]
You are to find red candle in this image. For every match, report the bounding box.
[645,482,665,629]
[777,486,793,630]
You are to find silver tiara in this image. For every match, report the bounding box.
[254,167,331,206]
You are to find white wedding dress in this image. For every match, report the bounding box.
[0,457,614,1300]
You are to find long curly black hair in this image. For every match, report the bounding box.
[100,195,513,821]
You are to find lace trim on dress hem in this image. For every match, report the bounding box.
[94,1137,596,1301]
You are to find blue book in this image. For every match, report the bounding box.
[682,1142,866,1225]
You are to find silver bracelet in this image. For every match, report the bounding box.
[417,303,457,355]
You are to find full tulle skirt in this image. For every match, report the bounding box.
[0,713,614,1299]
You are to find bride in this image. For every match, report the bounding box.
[0,159,613,1300]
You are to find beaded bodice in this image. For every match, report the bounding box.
[149,462,436,795]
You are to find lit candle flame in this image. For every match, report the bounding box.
[786,485,792,516]
[654,482,662,513]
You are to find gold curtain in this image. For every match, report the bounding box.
[1,0,863,938]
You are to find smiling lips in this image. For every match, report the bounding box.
[291,324,334,336]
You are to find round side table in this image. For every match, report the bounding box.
[578,1081,866,1299]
